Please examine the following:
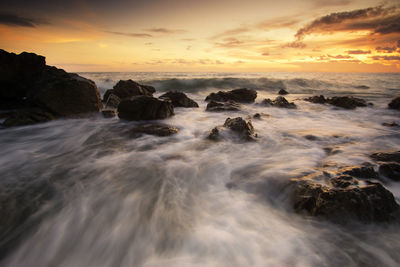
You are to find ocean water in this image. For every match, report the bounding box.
[1,72,400,267]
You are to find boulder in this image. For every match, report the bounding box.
[129,123,178,137]
[105,80,155,100]
[291,179,399,222]
[159,91,199,108]
[326,96,367,109]
[253,113,261,119]
[3,108,54,127]
[208,117,256,141]
[278,89,289,95]
[206,100,241,112]
[118,95,174,121]
[102,89,114,102]
[104,93,120,109]
[304,95,326,104]
[370,151,400,163]
[379,163,400,181]
[261,96,296,109]
[388,96,400,110]
[205,88,257,103]
[339,165,379,179]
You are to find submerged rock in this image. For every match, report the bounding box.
[159,91,199,108]
[205,88,257,103]
[379,163,400,181]
[129,123,178,137]
[278,89,289,95]
[388,96,400,110]
[370,151,400,163]
[104,80,155,101]
[304,95,326,104]
[3,108,55,126]
[382,122,399,127]
[208,117,256,141]
[327,96,367,109]
[261,96,296,109]
[118,95,174,121]
[206,100,241,112]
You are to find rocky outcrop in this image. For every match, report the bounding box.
[205,88,257,103]
[103,80,155,101]
[339,165,379,179]
[304,95,326,104]
[304,95,367,109]
[208,117,256,141]
[388,96,400,110]
[370,151,400,163]
[159,91,198,108]
[278,89,289,95]
[261,96,296,109]
[129,123,178,137]
[379,163,400,181]
[206,100,241,112]
[3,108,55,127]
[118,95,174,121]
[104,94,120,109]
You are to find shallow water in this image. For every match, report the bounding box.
[1,72,400,266]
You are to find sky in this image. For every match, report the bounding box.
[0,0,399,72]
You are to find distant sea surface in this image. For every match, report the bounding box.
[1,72,400,267]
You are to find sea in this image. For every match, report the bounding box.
[1,72,400,266]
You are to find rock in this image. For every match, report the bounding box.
[206,100,241,112]
[291,179,399,222]
[129,123,178,137]
[326,96,367,109]
[208,127,220,141]
[278,89,289,95]
[102,89,114,102]
[340,166,379,179]
[304,135,319,141]
[118,95,174,121]
[208,117,256,141]
[304,95,326,104]
[106,80,155,100]
[379,163,400,181]
[388,97,400,110]
[104,93,120,109]
[330,175,359,188]
[159,91,199,108]
[382,122,399,127]
[102,110,117,118]
[3,108,55,127]
[253,113,261,119]
[261,96,296,109]
[205,88,257,103]
[370,151,400,163]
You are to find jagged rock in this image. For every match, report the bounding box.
[330,175,359,188]
[327,96,367,109]
[388,96,400,110]
[339,165,379,179]
[291,179,399,222]
[371,151,400,163]
[104,94,120,109]
[304,95,326,104]
[104,80,155,101]
[261,96,296,109]
[208,117,256,141]
[205,88,257,103]
[3,108,55,127]
[103,89,114,102]
[118,95,174,121]
[206,100,241,112]
[102,110,117,118]
[379,163,400,181]
[278,89,289,95]
[382,122,399,127]
[159,91,198,108]
[129,123,178,137]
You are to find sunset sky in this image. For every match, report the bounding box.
[0,0,399,72]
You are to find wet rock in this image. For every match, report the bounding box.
[3,108,55,127]
[291,179,399,222]
[340,166,379,179]
[261,96,296,109]
[326,96,367,109]
[105,80,155,100]
[129,123,178,137]
[304,95,326,104]
[104,93,120,109]
[206,100,241,112]
[102,110,117,118]
[388,96,400,110]
[304,135,319,141]
[102,89,114,102]
[253,113,261,119]
[278,89,289,95]
[330,175,359,188]
[205,88,257,103]
[370,151,400,163]
[379,163,400,181]
[208,117,256,141]
[118,95,174,121]
[382,122,399,127]
[159,91,199,108]
[208,127,220,141]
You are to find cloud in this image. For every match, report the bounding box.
[144,28,187,34]
[106,31,152,38]
[144,42,153,45]
[295,5,400,40]
[215,37,245,48]
[376,46,397,53]
[262,52,269,56]
[328,54,352,59]
[0,12,49,27]
[371,55,400,61]
[282,41,306,48]
[311,0,352,8]
[398,40,400,48]
[346,49,371,54]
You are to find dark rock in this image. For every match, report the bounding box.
[113,80,155,99]
[102,110,117,118]
[104,93,120,109]
[370,151,400,163]
[278,89,289,95]
[253,113,261,119]
[103,89,114,102]
[261,96,296,109]
[291,179,399,222]
[379,163,400,181]
[129,123,178,137]
[206,100,241,112]
[304,135,319,141]
[208,117,256,141]
[388,97,400,110]
[3,108,54,127]
[340,166,379,179]
[205,88,257,103]
[326,96,367,109]
[159,91,199,108]
[330,175,359,188]
[382,122,399,127]
[208,127,220,141]
[304,95,326,104]
[118,95,174,121]
[354,85,370,89]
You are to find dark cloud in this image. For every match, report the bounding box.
[0,12,49,27]
[144,28,187,34]
[346,49,371,54]
[106,31,152,38]
[282,41,306,48]
[262,52,269,56]
[398,40,400,48]
[371,55,400,60]
[376,46,397,53]
[328,54,352,59]
[295,6,399,40]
